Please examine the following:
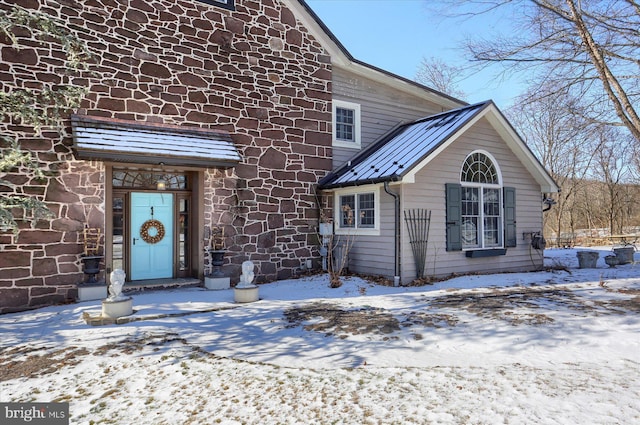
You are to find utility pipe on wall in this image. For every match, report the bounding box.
[384,181,401,286]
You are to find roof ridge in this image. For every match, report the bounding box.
[412,100,492,124]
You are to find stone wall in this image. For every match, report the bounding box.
[0,0,332,312]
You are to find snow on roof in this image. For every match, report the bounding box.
[71,115,241,168]
[319,102,488,189]
[319,101,559,193]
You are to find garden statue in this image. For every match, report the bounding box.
[108,269,127,301]
[234,260,258,303]
[237,260,255,288]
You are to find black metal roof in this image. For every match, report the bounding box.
[319,101,490,189]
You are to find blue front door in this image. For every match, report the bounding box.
[130,192,174,280]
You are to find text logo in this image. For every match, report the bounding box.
[1,403,69,424]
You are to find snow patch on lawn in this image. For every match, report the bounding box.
[1,247,639,424]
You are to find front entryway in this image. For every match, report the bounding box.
[130,192,174,280]
[109,168,199,283]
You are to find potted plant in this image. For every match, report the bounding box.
[80,227,103,283]
[81,254,103,283]
[204,225,229,290]
[604,255,619,267]
[78,227,107,301]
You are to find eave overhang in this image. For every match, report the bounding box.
[289,0,465,110]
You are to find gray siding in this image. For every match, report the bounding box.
[326,70,547,283]
[343,189,397,277]
[343,117,546,282]
[401,117,544,283]
[332,68,449,168]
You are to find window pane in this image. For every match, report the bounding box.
[461,218,478,247]
[462,187,479,215]
[461,187,479,248]
[336,107,355,141]
[358,193,375,228]
[484,217,500,246]
[336,108,354,124]
[336,124,353,141]
[340,195,355,227]
[483,189,501,246]
[460,153,503,249]
[179,198,189,271]
[112,196,124,271]
[483,188,500,216]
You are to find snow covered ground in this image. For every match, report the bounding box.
[1,246,639,424]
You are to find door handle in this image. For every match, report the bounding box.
[133,237,138,245]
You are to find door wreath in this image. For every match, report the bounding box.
[140,219,165,244]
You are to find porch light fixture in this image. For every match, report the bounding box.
[156,162,166,190]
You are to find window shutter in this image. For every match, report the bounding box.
[445,183,462,251]
[504,187,516,247]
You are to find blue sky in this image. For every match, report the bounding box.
[305,0,526,107]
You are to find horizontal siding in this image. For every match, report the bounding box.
[327,73,548,284]
[332,68,449,169]
[333,145,360,168]
[345,189,396,278]
[401,117,545,283]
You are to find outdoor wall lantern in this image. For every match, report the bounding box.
[156,162,167,190]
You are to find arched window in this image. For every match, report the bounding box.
[461,152,499,184]
[112,170,188,190]
[460,152,502,249]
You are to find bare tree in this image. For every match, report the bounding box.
[507,83,600,241]
[431,0,640,140]
[415,56,467,100]
[592,127,636,234]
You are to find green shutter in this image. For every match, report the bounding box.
[504,187,516,247]
[445,183,462,251]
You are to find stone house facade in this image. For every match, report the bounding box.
[1,0,334,312]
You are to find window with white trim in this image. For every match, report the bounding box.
[334,187,379,234]
[332,100,361,148]
[460,152,503,249]
[196,0,235,10]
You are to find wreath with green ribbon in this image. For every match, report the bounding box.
[140,219,165,244]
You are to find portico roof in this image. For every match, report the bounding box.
[71,115,241,168]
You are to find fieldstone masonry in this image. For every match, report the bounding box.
[0,0,332,312]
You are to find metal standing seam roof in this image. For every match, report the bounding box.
[71,115,241,168]
[319,101,489,189]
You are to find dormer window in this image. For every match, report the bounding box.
[332,100,361,149]
[196,0,235,10]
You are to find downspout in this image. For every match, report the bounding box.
[384,181,401,287]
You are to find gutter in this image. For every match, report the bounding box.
[383,181,401,287]
[318,175,401,191]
